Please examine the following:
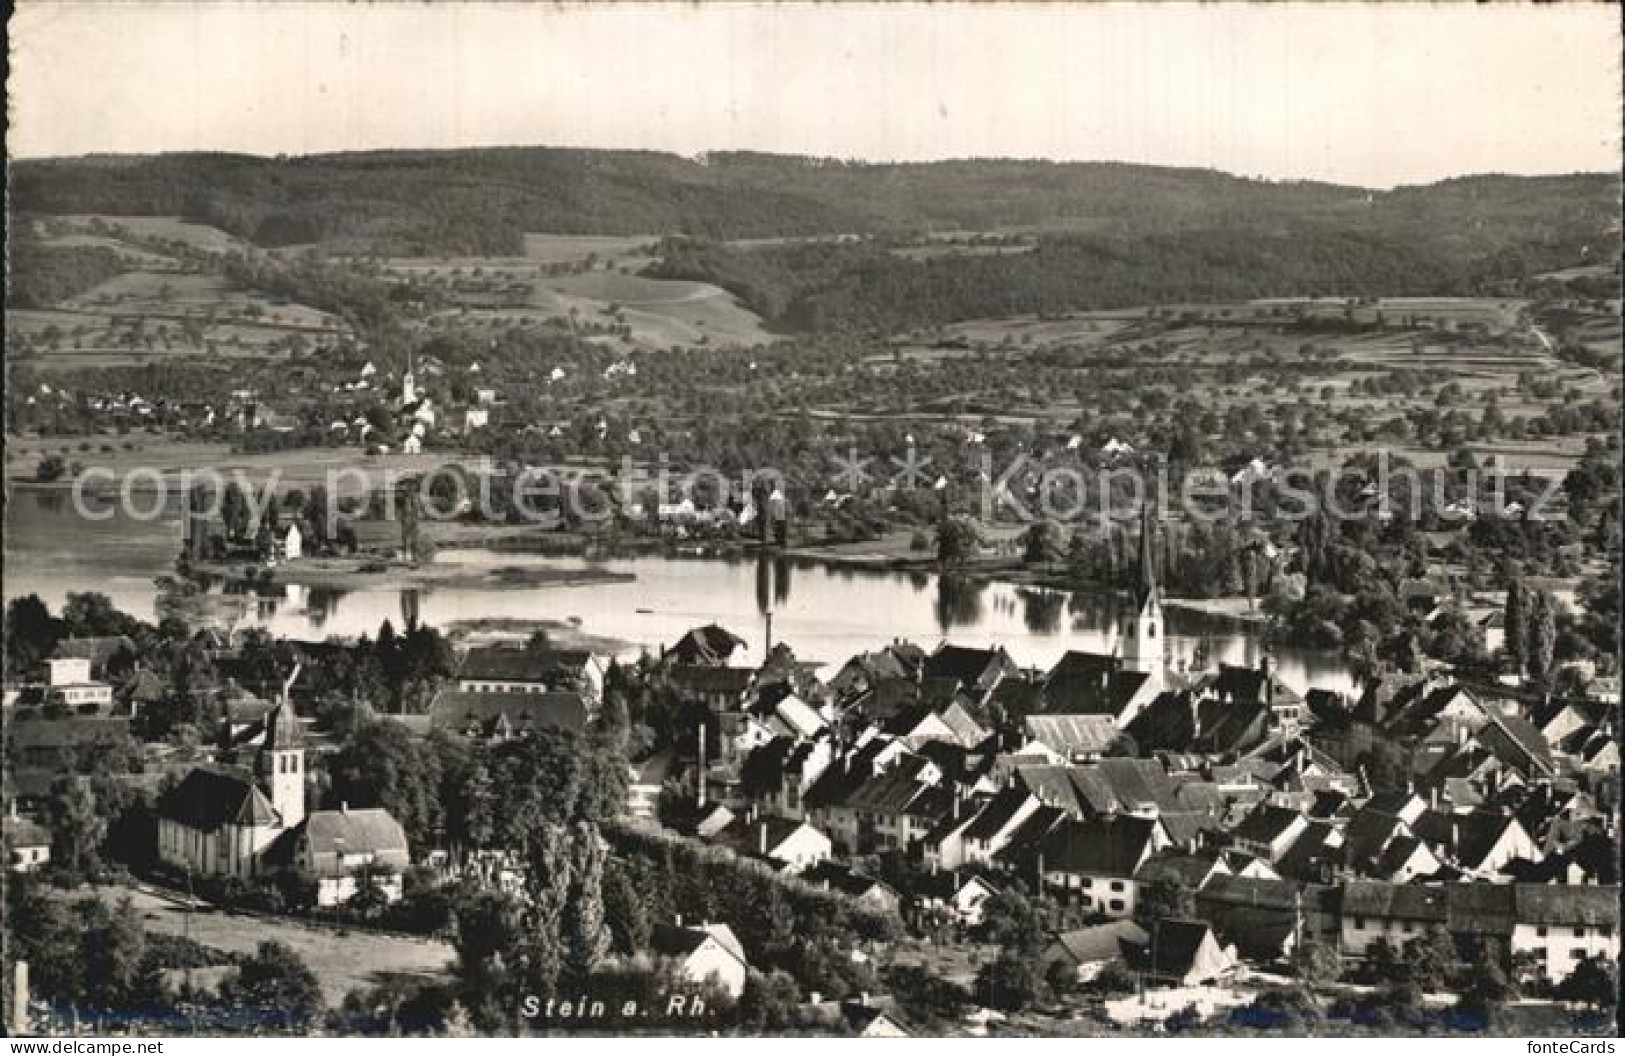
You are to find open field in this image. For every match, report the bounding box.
[411,269,778,351]
[9,268,353,368]
[522,231,659,265]
[66,883,454,1006]
[3,437,484,492]
[52,215,254,255]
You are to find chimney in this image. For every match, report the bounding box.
[341,801,350,814]
[759,820,769,856]
[674,913,683,928]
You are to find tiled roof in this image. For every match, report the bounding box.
[1024,714,1118,756]
[459,645,594,684]
[1039,815,1159,878]
[1042,669,1152,717]
[158,767,281,830]
[669,624,747,666]
[302,807,410,875]
[428,688,589,737]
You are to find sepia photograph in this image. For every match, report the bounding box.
[2,0,1621,1042]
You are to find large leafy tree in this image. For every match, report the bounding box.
[221,941,324,1028]
[326,718,442,851]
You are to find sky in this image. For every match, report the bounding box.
[7,1,1621,187]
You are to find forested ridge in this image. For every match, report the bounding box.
[12,148,1618,332]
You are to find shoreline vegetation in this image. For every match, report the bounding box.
[188,555,635,593]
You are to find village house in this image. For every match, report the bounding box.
[456,645,605,702]
[1035,815,1171,917]
[3,808,51,872]
[1510,885,1619,984]
[1042,919,1148,983]
[940,786,1042,870]
[804,861,903,915]
[426,687,591,740]
[922,643,1018,704]
[1121,920,1239,986]
[42,657,114,712]
[712,811,833,875]
[911,871,1000,927]
[649,920,749,998]
[663,624,749,668]
[272,804,411,906]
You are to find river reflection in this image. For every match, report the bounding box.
[4,492,1355,693]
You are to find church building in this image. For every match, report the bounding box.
[156,701,306,879]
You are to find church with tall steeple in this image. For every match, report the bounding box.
[1121,496,1164,678]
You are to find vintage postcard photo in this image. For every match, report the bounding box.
[3,0,1621,1042]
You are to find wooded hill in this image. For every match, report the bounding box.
[12,148,1619,332]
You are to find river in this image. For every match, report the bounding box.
[3,488,1355,693]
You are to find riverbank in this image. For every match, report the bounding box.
[190,555,635,593]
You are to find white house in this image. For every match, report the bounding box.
[285,806,411,907]
[1511,886,1619,984]
[652,921,749,998]
[44,657,113,711]
[4,810,51,872]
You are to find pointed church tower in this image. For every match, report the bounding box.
[1122,495,1164,677]
[257,701,306,828]
[401,348,417,407]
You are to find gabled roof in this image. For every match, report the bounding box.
[804,861,898,903]
[1038,815,1160,878]
[940,701,990,748]
[650,921,748,964]
[459,645,595,684]
[1024,714,1118,757]
[1121,920,1226,981]
[1206,664,1303,708]
[1048,919,1148,965]
[1413,809,1527,870]
[770,695,827,740]
[1478,710,1556,777]
[428,688,589,737]
[922,644,1012,688]
[717,814,823,859]
[301,807,409,873]
[1042,669,1152,717]
[668,624,748,666]
[158,767,281,830]
[1194,696,1271,754]
[666,664,756,697]
[1339,881,1448,923]
[1014,764,1087,815]
[2,814,52,848]
[1513,885,1618,928]
[1047,650,1120,683]
[1232,804,1305,846]
[1125,690,1199,752]
[1274,820,1342,882]
[1135,851,1224,891]
[962,786,1036,842]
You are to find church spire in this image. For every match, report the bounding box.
[1123,488,1164,678]
[1136,489,1158,609]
